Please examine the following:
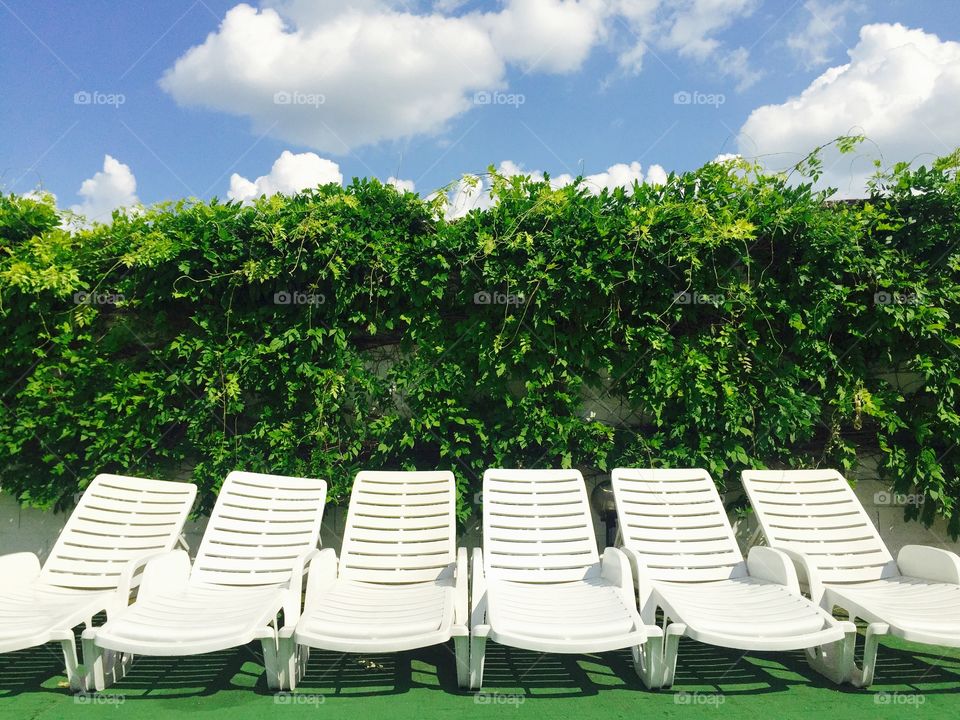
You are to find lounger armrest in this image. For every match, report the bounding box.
[0,552,41,584]
[770,547,826,605]
[302,548,339,614]
[601,547,636,607]
[619,547,657,618]
[454,547,468,629]
[284,547,323,625]
[747,546,801,594]
[897,545,960,585]
[114,550,190,611]
[471,547,489,634]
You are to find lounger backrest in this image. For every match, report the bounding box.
[742,469,898,584]
[191,471,327,587]
[39,474,196,591]
[339,470,457,583]
[612,468,747,581]
[483,468,600,582]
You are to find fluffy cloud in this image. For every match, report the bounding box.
[739,23,960,195]
[69,155,139,223]
[446,159,667,218]
[386,177,416,193]
[787,0,862,69]
[162,1,762,152]
[228,150,342,202]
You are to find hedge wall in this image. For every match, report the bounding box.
[1,148,958,533]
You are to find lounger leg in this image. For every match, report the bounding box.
[276,628,299,691]
[660,623,685,689]
[260,636,282,690]
[454,635,470,689]
[855,622,889,688]
[52,630,81,692]
[632,631,664,690]
[80,629,130,691]
[469,634,487,690]
[805,623,856,685]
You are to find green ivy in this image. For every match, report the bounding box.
[1,145,958,535]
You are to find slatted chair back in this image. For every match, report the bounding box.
[612,468,747,582]
[742,469,898,584]
[338,471,457,584]
[191,471,327,587]
[482,468,600,583]
[39,474,196,591]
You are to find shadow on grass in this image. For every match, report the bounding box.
[0,635,957,700]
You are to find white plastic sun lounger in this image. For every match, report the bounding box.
[470,468,663,690]
[278,470,468,690]
[742,469,960,686]
[81,471,327,691]
[611,468,854,687]
[0,474,196,690]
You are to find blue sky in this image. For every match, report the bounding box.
[2,1,958,221]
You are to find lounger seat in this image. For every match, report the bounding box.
[612,468,854,687]
[83,471,327,691]
[281,471,468,689]
[743,469,960,686]
[0,474,196,689]
[90,585,286,655]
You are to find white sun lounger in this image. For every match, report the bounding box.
[278,470,468,690]
[742,469,960,686]
[0,474,196,690]
[469,468,663,690]
[81,471,327,691]
[611,468,855,687]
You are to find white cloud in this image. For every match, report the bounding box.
[444,159,667,218]
[386,176,416,193]
[787,0,862,69]
[738,23,960,195]
[69,155,139,222]
[227,150,342,202]
[162,1,764,153]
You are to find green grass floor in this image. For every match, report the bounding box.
[1,635,957,719]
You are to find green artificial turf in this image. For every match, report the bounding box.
[0,635,957,719]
